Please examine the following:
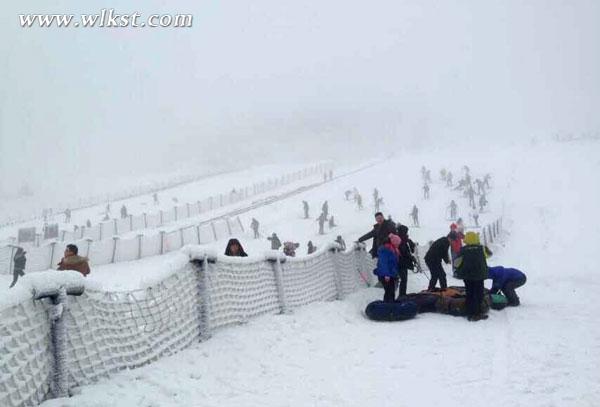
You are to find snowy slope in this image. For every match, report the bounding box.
[40,139,600,407]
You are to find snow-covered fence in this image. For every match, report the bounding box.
[0,216,244,275]
[10,163,329,247]
[0,244,370,407]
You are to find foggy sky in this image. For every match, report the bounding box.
[1,0,599,202]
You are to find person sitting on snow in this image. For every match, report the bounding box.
[283,241,300,257]
[487,266,527,306]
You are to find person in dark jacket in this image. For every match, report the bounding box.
[9,247,26,288]
[307,241,317,254]
[455,232,490,321]
[316,212,327,235]
[487,266,527,306]
[374,234,401,302]
[302,201,310,219]
[396,225,416,298]
[268,233,282,250]
[358,212,396,258]
[58,244,90,276]
[224,239,248,257]
[335,235,346,251]
[424,236,452,291]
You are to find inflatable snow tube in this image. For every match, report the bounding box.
[402,293,439,313]
[365,300,418,321]
[490,293,508,310]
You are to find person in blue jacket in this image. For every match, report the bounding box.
[374,233,401,302]
[487,266,527,306]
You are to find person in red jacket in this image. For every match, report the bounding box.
[448,223,464,277]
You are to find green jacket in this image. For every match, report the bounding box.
[455,244,488,281]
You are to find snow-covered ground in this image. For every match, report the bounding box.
[28,139,600,406]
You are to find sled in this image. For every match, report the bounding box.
[365,300,418,321]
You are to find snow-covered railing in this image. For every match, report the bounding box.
[0,243,371,407]
[0,216,244,274]
[5,163,330,245]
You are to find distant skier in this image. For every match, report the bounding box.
[375,196,384,212]
[120,205,128,219]
[322,201,329,218]
[307,241,317,255]
[440,168,447,182]
[344,190,353,201]
[446,171,453,187]
[106,203,111,214]
[153,193,159,205]
[268,233,282,250]
[9,247,26,288]
[356,194,363,210]
[328,216,337,228]
[421,166,427,181]
[64,208,72,223]
[467,186,476,209]
[335,235,346,251]
[328,170,333,180]
[475,178,485,195]
[423,184,430,200]
[471,209,480,227]
[250,218,260,239]
[479,194,488,212]
[317,213,327,235]
[373,188,379,205]
[483,174,492,189]
[323,173,328,183]
[302,201,310,219]
[411,205,419,227]
[86,219,92,228]
[283,241,300,257]
[449,200,458,220]
[425,169,432,183]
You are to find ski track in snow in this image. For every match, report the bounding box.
[26,140,600,406]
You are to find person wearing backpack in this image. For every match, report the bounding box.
[455,232,490,321]
[396,225,416,298]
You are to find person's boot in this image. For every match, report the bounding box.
[468,314,481,321]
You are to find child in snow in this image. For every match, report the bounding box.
[374,234,401,302]
[487,266,527,306]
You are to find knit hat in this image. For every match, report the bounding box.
[450,223,457,230]
[464,231,480,245]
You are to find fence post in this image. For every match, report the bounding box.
[219,194,223,207]
[194,254,212,340]
[99,222,103,241]
[179,228,185,248]
[197,201,202,214]
[85,238,93,258]
[159,210,164,227]
[269,255,289,314]
[209,196,213,210]
[174,206,178,222]
[143,213,148,229]
[49,242,57,269]
[113,218,118,235]
[210,222,218,241]
[80,227,85,240]
[50,287,68,398]
[225,218,232,236]
[36,233,41,247]
[482,226,488,247]
[160,231,166,254]
[330,246,344,300]
[111,237,119,263]
[196,225,201,244]
[186,203,191,218]
[61,230,66,241]
[129,214,133,232]
[137,234,143,259]
[488,225,494,243]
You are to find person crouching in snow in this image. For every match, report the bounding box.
[374,233,401,302]
[283,241,300,257]
[487,266,527,306]
[455,232,490,321]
